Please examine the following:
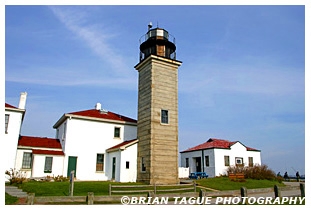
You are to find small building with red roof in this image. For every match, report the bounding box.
[180,138,261,177]
[15,136,65,178]
[106,139,138,182]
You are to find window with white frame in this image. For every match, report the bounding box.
[161,109,169,124]
[235,157,243,166]
[44,157,53,173]
[5,114,9,134]
[114,127,121,138]
[96,154,104,171]
[248,157,254,167]
[22,152,32,169]
[224,156,230,166]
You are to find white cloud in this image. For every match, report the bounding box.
[48,6,132,77]
[6,6,137,89]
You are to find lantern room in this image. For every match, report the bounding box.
[139,24,177,61]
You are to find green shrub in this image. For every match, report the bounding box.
[226,164,277,180]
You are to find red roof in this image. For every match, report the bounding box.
[106,139,138,152]
[68,109,137,123]
[32,149,64,156]
[180,138,260,153]
[18,136,62,149]
[5,103,18,109]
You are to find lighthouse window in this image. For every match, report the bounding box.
[161,110,169,124]
[141,157,146,172]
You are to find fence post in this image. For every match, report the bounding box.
[26,193,35,205]
[109,184,111,196]
[274,185,281,198]
[240,187,248,204]
[69,170,74,196]
[199,189,206,205]
[240,187,247,197]
[193,181,196,193]
[147,191,155,205]
[87,192,94,205]
[300,183,305,197]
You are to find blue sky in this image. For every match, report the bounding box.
[4,4,307,176]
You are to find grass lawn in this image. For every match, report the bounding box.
[16,177,285,197]
[5,193,18,205]
[20,181,143,196]
[196,177,285,191]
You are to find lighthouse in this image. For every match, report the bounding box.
[135,24,182,184]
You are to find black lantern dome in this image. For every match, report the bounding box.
[139,24,176,61]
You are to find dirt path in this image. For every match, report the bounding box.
[15,197,27,205]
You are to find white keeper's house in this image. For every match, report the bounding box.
[180,138,261,177]
[52,102,137,182]
[5,92,138,182]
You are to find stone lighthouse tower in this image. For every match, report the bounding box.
[135,24,182,184]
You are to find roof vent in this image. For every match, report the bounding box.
[100,109,108,114]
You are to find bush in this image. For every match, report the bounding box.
[5,168,27,184]
[227,164,245,174]
[245,164,277,180]
[226,164,277,180]
[42,175,69,182]
[52,175,69,182]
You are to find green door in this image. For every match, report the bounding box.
[67,156,77,177]
[112,157,116,180]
